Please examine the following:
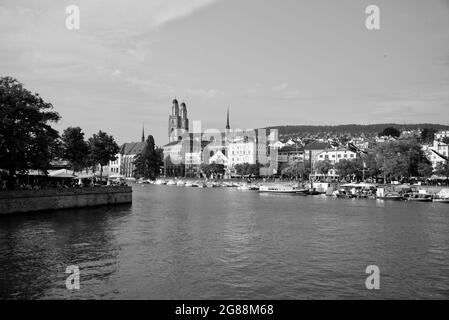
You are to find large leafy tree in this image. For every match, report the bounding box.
[435,161,449,180]
[335,159,363,181]
[314,160,333,175]
[420,128,437,144]
[201,162,225,178]
[61,127,89,172]
[281,161,311,180]
[234,162,260,177]
[133,135,163,180]
[378,127,401,138]
[375,139,433,181]
[88,130,119,179]
[0,77,60,187]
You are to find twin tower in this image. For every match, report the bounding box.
[168,98,230,142]
[168,99,189,142]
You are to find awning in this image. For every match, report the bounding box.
[48,169,76,178]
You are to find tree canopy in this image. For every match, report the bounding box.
[0,77,60,187]
[234,162,260,177]
[200,162,225,178]
[420,128,438,144]
[314,160,333,175]
[88,130,119,178]
[61,126,89,172]
[378,127,401,138]
[133,135,163,180]
[375,139,433,180]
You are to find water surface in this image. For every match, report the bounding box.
[1,184,448,299]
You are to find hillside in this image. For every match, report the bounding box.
[266,123,449,138]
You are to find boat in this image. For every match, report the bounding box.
[185,182,193,187]
[166,180,176,186]
[380,192,404,201]
[404,193,433,202]
[433,198,449,203]
[258,185,298,194]
[176,180,186,186]
[333,189,354,199]
[154,179,166,185]
[295,188,310,196]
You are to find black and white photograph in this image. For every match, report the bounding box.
[1,0,449,308]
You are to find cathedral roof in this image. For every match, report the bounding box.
[119,142,146,155]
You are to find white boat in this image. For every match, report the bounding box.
[176,180,185,186]
[154,179,166,185]
[166,180,176,186]
[434,198,449,203]
[258,185,298,194]
[185,182,193,187]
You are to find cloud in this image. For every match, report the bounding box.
[0,0,220,78]
[242,83,302,100]
[124,76,221,100]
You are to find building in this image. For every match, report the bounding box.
[316,148,357,165]
[168,99,189,142]
[162,99,278,177]
[426,149,448,169]
[109,126,147,178]
[304,141,331,167]
[435,130,449,141]
[277,146,304,165]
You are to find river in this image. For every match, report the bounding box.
[1,184,448,299]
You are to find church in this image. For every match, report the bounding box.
[162,99,278,178]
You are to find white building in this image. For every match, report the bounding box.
[316,148,357,165]
[228,140,257,168]
[427,139,448,169]
[435,130,449,140]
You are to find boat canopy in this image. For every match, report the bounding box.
[341,183,377,188]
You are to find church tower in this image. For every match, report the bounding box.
[180,102,189,131]
[226,106,230,131]
[168,99,189,142]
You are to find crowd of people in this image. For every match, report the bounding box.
[0,176,128,192]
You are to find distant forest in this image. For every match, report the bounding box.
[266,124,449,137]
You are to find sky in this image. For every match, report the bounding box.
[1,0,449,145]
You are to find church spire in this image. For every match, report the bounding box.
[141,123,145,142]
[226,106,230,130]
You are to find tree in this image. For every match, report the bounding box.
[282,161,311,180]
[378,127,400,138]
[335,159,363,181]
[201,162,225,178]
[314,160,333,175]
[0,77,61,188]
[359,152,381,180]
[435,161,449,180]
[375,139,432,181]
[420,128,437,144]
[133,135,163,180]
[88,130,119,179]
[234,162,259,176]
[61,127,89,172]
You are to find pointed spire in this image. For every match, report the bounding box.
[141,123,145,142]
[226,106,230,130]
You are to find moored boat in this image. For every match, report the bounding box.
[404,193,433,202]
[166,180,176,186]
[259,185,298,194]
[380,192,404,201]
